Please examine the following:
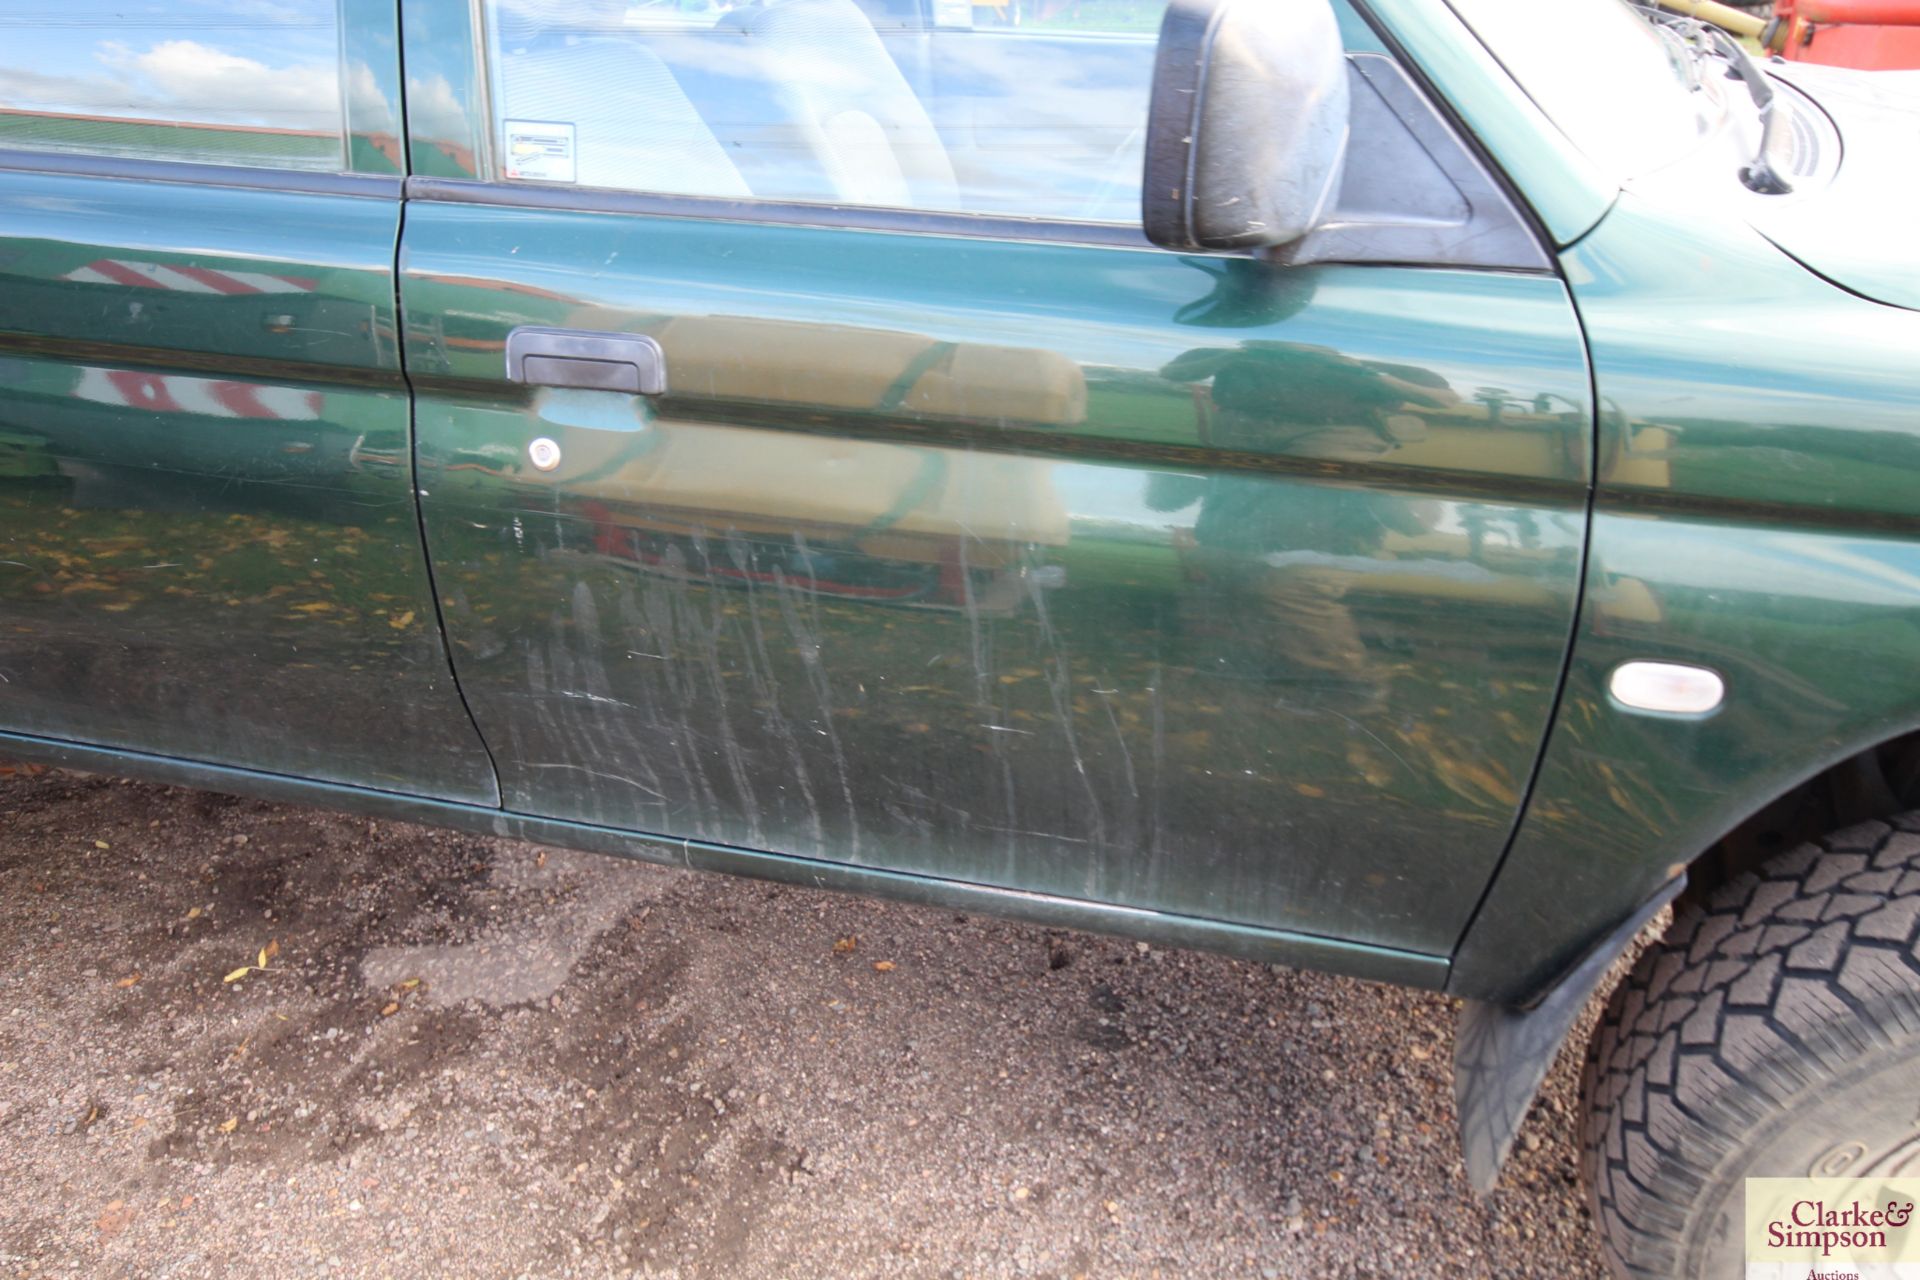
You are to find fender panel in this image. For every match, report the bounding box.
[1450,195,1920,1006]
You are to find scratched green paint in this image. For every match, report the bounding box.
[404,206,1592,954]
[4,0,1917,1008]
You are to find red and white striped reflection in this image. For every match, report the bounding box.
[75,368,322,420]
[62,259,316,296]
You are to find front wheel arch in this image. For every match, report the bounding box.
[1449,725,1920,1193]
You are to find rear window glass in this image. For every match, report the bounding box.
[0,0,347,172]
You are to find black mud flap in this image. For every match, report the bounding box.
[1452,876,1685,1193]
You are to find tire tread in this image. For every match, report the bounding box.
[1580,820,1920,1278]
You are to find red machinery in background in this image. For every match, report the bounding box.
[1768,0,1920,68]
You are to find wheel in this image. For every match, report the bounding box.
[1580,815,1920,1279]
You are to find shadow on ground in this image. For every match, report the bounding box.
[0,770,1606,1278]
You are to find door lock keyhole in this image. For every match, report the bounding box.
[528,437,562,471]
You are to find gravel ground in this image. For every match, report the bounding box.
[0,768,1613,1278]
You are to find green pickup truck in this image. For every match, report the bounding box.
[1,0,1917,1273]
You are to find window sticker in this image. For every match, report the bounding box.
[503,120,577,183]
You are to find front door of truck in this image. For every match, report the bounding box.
[398,0,1592,959]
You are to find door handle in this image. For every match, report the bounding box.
[505,326,667,396]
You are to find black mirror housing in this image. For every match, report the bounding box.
[1143,0,1352,252]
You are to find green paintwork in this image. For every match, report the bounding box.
[0,167,497,803]
[1449,193,1920,1003]
[2,0,1917,1013]
[403,202,1591,957]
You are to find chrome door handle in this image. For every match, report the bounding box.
[505,326,667,395]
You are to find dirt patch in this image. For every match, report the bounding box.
[0,769,1608,1277]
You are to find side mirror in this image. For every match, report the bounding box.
[1142,0,1351,252]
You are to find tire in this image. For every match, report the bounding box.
[1580,815,1920,1279]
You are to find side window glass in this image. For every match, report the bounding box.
[482,0,1167,220]
[0,0,347,172]
[479,0,1378,223]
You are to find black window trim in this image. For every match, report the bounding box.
[0,147,402,199]
[405,176,1158,248]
